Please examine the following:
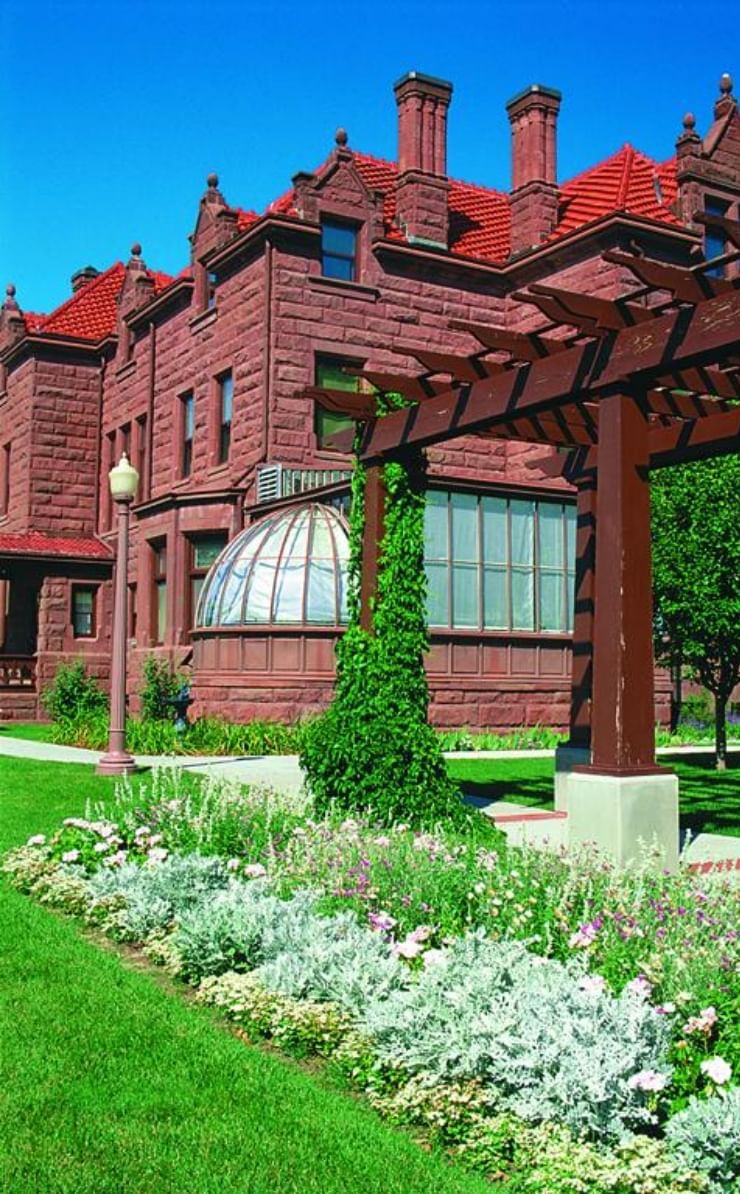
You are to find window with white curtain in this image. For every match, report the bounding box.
[424,491,576,633]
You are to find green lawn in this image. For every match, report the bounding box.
[447,754,740,838]
[1,721,55,742]
[0,756,489,1194]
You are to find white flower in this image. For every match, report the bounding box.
[656,1002,676,1015]
[105,850,128,867]
[684,1006,718,1034]
[134,826,152,838]
[226,858,241,872]
[701,1057,732,1085]
[148,833,163,847]
[422,949,447,969]
[373,835,391,847]
[27,834,46,846]
[628,1069,670,1093]
[569,924,598,949]
[147,847,169,864]
[61,849,80,863]
[474,882,486,895]
[243,863,267,879]
[93,841,112,854]
[578,974,607,995]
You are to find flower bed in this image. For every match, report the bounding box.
[4,770,739,1192]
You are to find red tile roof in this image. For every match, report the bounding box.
[0,532,113,560]
[553,145,680,239]
[20,140,686,341]
[25,262,175,342]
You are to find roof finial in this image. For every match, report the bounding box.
[335,127,348,147]
[682,112,696,131]
[130,242,142,259]
[719,72,733,96]
[207,172,219,189]
[5,283,16,301]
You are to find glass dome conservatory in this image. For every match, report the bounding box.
[196,502,350,628]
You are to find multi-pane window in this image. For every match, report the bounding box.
[0,443,10,515]
[152,542,167,644]
[217,372,233,463]
[71,587,96,638]
[424,491,576,633]
[189,534,227,629]
[704,196,730,276]
[181,391,195,477]
[207,271,218,310]
[321,220,357,282]
[135,414,148,498]
[315,357,359,450]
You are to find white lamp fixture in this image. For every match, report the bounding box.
[109,452,139,502]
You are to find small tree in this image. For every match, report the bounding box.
[652,456,740,770]
[139,655,182,721]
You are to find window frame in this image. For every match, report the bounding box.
[187,533,228,632]
[703,195,731,277]
[180,390,195,478]
[424,489,576,636]
[216,371,233,465]
[320,218,358,282]
[314,355,363,452]
[151,541,167,645]
[0,442,10,516]
[71,584,97,639]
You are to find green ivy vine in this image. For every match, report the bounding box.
[301,405,480,830]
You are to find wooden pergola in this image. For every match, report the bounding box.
[304,212,740,858]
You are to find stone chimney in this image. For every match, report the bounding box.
[506,84,562,254]
[393,71,453,249]
[71,266,99,294]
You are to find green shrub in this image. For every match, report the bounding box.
[302,450,474,831]
[666,1087,740,1190]
[139,655,182,722]
[42,660,108,723]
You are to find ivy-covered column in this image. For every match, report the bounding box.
[301,445,473,830]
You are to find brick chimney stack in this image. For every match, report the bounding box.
[71,266,99,294]
[506,84,562,254]
[393,71,453,249]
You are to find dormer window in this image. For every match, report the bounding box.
[321,220,357,282]
[704,196,730,277]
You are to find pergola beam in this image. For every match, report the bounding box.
[360,288,740,461]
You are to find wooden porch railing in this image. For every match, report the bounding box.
[0,656,37,689]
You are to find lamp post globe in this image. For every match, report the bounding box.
[97,452,139,776]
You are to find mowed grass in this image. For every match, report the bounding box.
[447,753,740,838]
[0,756,489,1194]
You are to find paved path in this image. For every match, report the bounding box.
[2,732,738,869]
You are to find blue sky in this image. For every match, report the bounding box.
[1,0,734,313]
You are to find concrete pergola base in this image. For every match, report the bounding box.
[565,770,679,871]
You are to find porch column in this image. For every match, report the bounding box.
[567,392,678,868]
[554,471,595,807]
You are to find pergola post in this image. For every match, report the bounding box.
[554,471,595,808]
[567,392,679,868]
[359,464,386,633]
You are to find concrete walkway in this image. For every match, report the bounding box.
[2,732,738,868]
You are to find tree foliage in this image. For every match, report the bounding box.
[651,456,740,769]
[301,444,481,831]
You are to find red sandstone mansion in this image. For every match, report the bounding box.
[1,72,738,728]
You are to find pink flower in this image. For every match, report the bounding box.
[626,975,653,999]
[569,924,598,949]
[105,850,128,867]
[578,974,607,995]
[27,834,46,847]
[627,1070,670,1093]
[683,1007,718,1035]
[226,858,241,872]
[422,949,447,969]
[373,835,391,847]
[61,849,80,863]
[147,847,168,864]
[408,925,434,943]
[243,863,267,879]
[393,937,424,960]
[93,841,112,854]
[701,1057,732,1085]
[368,911,396,934]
